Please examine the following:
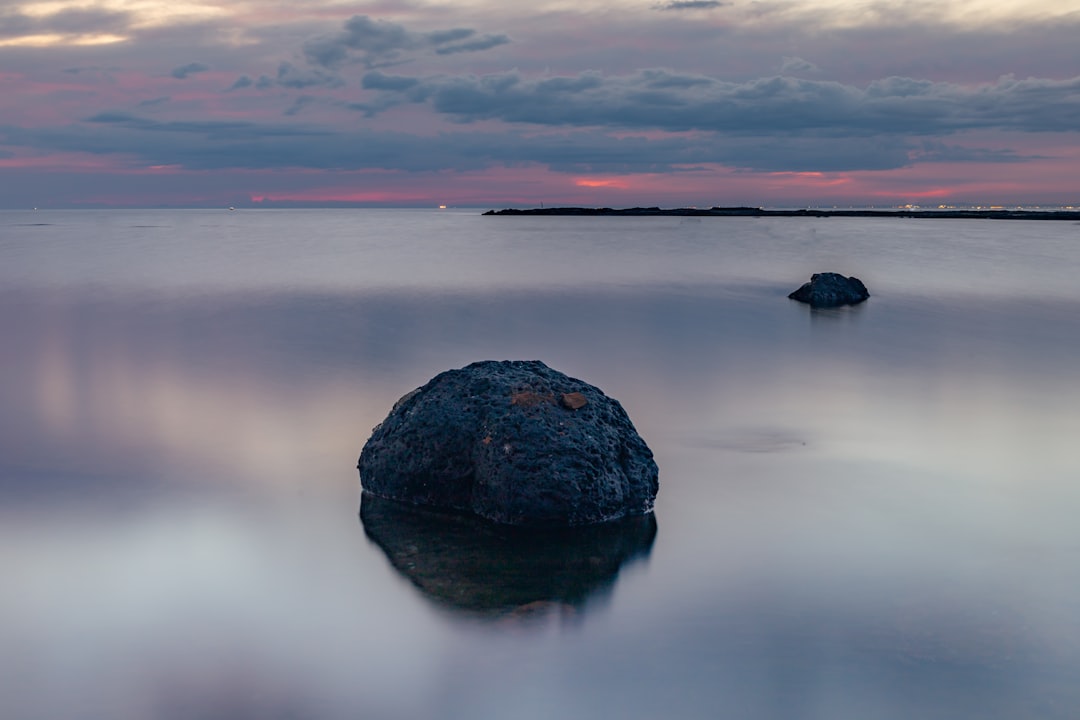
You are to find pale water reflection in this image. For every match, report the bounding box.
[2,210,1080,719]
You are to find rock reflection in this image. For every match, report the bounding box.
[360,493,656,620]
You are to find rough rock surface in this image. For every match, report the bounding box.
[788,272,870,307]
[358,360,658,526]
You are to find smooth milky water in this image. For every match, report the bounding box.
[2,209,1079,719]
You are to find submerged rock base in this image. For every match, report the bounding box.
[360,494,657,617]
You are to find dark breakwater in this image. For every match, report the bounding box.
[484,206,1080,220]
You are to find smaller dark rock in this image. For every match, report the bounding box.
[788,272,870,308]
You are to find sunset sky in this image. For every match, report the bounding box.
[2,0,1078,208]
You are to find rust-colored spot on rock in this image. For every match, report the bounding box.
[511,391,555,407]
[482,435,493,445]
[561,392,587,410]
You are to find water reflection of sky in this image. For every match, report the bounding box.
[3,212,1080,718]
[4,211,1080,300]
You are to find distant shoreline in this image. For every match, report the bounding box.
[483,206,1080,220]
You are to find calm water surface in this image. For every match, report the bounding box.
[2,209,1079,719]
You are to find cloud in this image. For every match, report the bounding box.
[273,62,344,89]
[0,12,34,40]
[435,34,510,55]
[61,66,120,76]
[4,51,1072,178]
[910,140,1037,163]
[284,96,316,117]
[46,7,129,34]
[356,69,1080,137]
[716,137,914,172]
[171,63,210,80]
[302,15,509,69]
[3,105,1010,177]
[426,28,475,46]
[82,112,265,137]
[655,1,727,10]
[362,72,422,92]
[302,15,414,69]
[780,56,818,74]
[0,6,131,40]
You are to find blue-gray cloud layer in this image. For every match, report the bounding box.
[656,1,727,10]
[0,7,131,38]
[355,70,1080,136]
[303,15,509,70]
[171,62,210,79]
[0,103,1038,177]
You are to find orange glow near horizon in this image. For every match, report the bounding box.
[575,178,630,189]
[765,171,853,188]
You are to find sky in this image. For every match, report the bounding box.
[1,0,1079,208]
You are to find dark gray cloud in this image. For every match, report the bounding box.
[426,28,475,46]
[302,15,413,69]
[435,34,511,55]
[352,73,423,115]
[273,61,344,89]
[228,75,254,91]
[780,56,818,74]
[656,1,727,10]
[361,71,421,92]
[0,12,33,39]
[0,7,131,38]
[83,112,268,136]
[284,95,316,117]
[716,137,914,172]
[48,7,130,34]
[355,69,1080,137]
[171,63,210,79]
[61,65,122,77]
[302,15,509,70]
[910,140,1037,164]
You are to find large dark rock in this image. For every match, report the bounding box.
[358,360,658,527]
[788,272,870,308]
[360,494,656,618]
